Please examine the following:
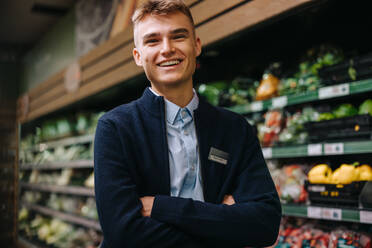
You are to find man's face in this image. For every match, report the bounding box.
[133,11,201,89]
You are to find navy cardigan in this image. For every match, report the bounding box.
[94,88,281,248]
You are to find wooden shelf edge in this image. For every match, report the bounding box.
[20,183,95,197]
[18,236,45,248]
[20,160,94,170]
[22,203,101,231]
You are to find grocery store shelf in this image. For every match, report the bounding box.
[26,134,94,152]
[18,236,46,248]
[20,160,94,170]
[22,203,101,231]
[282,204,372,224]
[262,140,372,159]
[229,78,372,114]
[20,182,94,197]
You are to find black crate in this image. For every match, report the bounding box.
[319,53,372,84]
[304,114,372,142]
[305,180,366,207]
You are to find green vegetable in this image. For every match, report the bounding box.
[359,99,372,116]
[318,112,335,121]
[333,103,358,118]
[198,84,220,106]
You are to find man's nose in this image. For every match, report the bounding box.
[160,39,175,56]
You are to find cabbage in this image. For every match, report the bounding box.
[333,103,358,118]
[359,99,372,116]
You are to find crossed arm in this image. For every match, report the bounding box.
[95,119,281,248]
[140,195,235,217]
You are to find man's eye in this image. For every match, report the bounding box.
[174,35,186,40]
[145,39,158,44]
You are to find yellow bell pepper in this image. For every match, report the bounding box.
[331,163,359,184]
[308,164,332,184]
[357,164,372,181]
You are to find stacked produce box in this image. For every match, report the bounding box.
[198,45,372,247]
[18,112,104,248]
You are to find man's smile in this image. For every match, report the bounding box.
[157,59,183,67]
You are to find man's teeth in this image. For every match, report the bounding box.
[159,60,180,66]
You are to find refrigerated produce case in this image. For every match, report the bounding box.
[16,0,372,247]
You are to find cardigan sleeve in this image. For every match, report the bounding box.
[94,119,203,248]
[150,122,282,247]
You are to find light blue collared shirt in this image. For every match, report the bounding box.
[149,88,204,201]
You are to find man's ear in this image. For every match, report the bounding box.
[195,37,202,57]
[133,48,142,66]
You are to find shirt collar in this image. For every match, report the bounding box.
[148,87,199,125]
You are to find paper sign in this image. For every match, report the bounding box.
[262,148,272,159]
[250,101,263,112]
[308,144,322,156]
[307,206,322,218]
[360,211,372,224]
[272,96,288,108]
[324,143,344,155]
[322,208,342,220]
[318,83,349,99]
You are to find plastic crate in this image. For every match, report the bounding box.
[304,114,372,142]
[319,53,372,84]
[305,180,366,207]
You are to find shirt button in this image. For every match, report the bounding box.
[181,110,187,118]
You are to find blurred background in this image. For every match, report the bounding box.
[1,0,372,247]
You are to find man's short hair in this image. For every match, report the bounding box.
[132,0,195,46]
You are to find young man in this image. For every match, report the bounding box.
[94,1,281,247]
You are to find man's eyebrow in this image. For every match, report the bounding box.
[170,28,189,35]
[142,32,160,40]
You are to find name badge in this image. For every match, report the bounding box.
[208,147,229,165]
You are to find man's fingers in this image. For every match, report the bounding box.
[222,194,235,205]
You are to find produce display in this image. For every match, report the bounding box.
[20,111,104,150]
[308,163,372,184]
[270,217,371,248]
[19,209,101,248]
[269,163,308,204]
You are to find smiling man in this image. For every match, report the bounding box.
[94,1,281,248]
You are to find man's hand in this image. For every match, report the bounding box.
[140,196,154,217]
[222,194,235,205]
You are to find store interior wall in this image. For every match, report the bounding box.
[0,61,19,246]
[19,7,76,95]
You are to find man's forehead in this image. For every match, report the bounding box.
[136,12,193,34]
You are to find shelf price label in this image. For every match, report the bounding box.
[250,101,263,112]
[262,147,272,159]
[307,144,322,156]
[307,206,322,219]
[360,211,372,224]
[324,143,344,155]
[272,96,288,108]
[318,83,350,99]
[322,208,342,220]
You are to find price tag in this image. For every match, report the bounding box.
[262,148,272,159]
[318,83,349,99]
[307,206,322,219]
[324,143,344,155]
[272,96,288,108]
[322,208,342,220]
[307,144,322,156]
[250,101,263,112]
[360,211,372,224]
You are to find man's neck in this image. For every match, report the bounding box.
[151,83,194,108]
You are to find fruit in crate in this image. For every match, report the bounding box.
[356,164,372,181]
[308,164,332,184]
[330,162,359,184]
[255,73,280,100]
[358,99,372,116]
